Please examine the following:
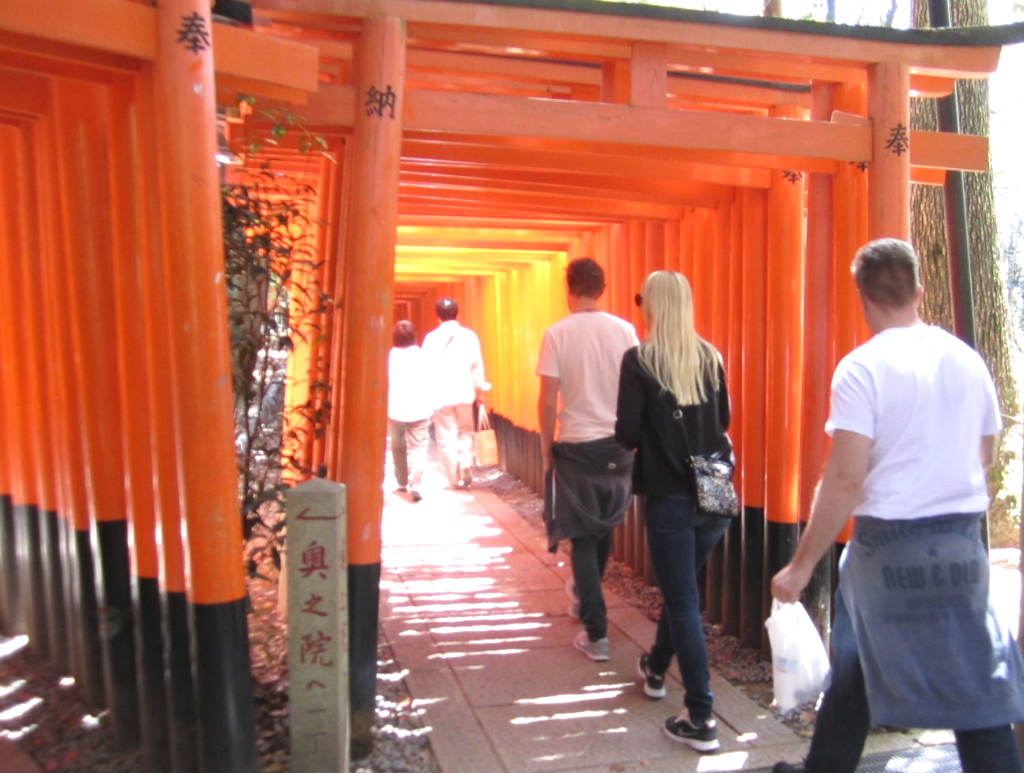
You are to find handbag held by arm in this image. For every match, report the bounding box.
[690,453,739,517]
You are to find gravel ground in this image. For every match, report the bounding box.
[0,469,800,773]
[0,638,143,773]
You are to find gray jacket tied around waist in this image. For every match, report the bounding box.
[543,436,635,552]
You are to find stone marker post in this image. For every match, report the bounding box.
[287,479,349,772]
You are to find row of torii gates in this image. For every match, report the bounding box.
[2,0,1023,769]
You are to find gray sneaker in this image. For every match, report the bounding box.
[573,630,610,661]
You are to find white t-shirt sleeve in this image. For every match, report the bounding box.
[825,358,875,439]
[980,364,1003,436]
[469,330,486,389]
[536,328,559,378]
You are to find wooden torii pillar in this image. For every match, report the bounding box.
[153,1,256,769]
[868,61,912,240]
[338,14,407,758]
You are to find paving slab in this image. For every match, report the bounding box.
[475,690,737,773]
[0,739,40,773]
[451,638,649,708]
[403,667,504,773]
[710,672,801,747]
[379,474,948,773]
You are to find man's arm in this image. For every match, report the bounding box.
[980,434,997,468]
[538,375,559,471]
[771,429,872,603]
[470,331,486,400]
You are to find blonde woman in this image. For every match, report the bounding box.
[615,270,734,753]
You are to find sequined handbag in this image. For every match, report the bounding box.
[690,454,739,517]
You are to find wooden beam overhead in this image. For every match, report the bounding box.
[398,167,734,205]
[255,0,1003,76]
[403,91,870,163]
[398,235,571,251]
[0,31,137,78]
[398,215,607,230]
[407,49,601,86]
[404,72,575,98]
[666,74,812,109]
[401,136,771,188]
[396,199,638,221]
[294,85,866,163]
[666,47,866,87]
[910,129,988,172]
[213,23,320,93]
[296,85,987,177]
[0,68,52,117]
[397,245,561,262]
[909,73,955,98]
[1,0,154,61]
[399,177,730,211]
[399,184,688,218]
[2,0,320,95]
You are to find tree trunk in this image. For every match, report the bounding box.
[910,0,1019,546]
[913,0,1023,752]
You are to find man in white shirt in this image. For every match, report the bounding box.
[538,257,638,662]
[772,239,1024,773]
[421,298,487,489]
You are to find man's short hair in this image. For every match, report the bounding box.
[851,238,920,308]
[566,257,605,299]
[392,319,416,347]
[436,297,458,321]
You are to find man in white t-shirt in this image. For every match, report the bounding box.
[772,239,1024,773]
[538,257,638,662]
[421,298,487,489]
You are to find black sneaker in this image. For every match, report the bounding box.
[663,713,719,753]
[637,653,666,699]
[771,763,804,772]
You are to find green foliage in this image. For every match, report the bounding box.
[222,161,334,566]
[238,97,335,161]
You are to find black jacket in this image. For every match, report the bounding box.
[614,344,733,497]
[543,436,634,552]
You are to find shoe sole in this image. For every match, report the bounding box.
[637,661,667,699]
[573,639,610,662]
[662,724,719,752]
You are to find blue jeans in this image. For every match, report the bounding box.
[805,591,1024,773]
[645,493,730,722]
[571,532,612,641]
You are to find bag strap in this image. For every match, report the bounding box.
[670,369,728,467]
[670,405,695,463]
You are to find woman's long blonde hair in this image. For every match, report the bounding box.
[637,270,719,406]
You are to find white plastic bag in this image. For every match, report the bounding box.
[764,599,831,713]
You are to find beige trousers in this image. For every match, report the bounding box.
[432,403,475,486]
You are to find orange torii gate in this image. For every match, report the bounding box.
[0,0,318,770]
[2,0,1023,769]
[237,0,1020,757]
